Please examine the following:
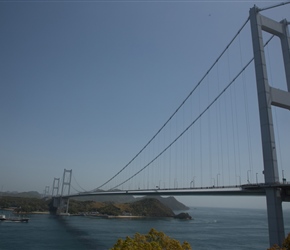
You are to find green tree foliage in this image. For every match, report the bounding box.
[111,228,191,250]
[67,200,97,214]
[97,204,121,216]
[268,233,290,250]
[129,198,174,217]
[0,196,48,213]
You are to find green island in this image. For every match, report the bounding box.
[0,192,191,219]
[67,198,192,219]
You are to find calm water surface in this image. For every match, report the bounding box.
[1,207,290,250]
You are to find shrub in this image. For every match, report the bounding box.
[268,233,290,250]
[111,228,191,250]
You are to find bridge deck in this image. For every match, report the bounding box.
[56,183,290,199]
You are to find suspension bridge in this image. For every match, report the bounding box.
[46,4,290,248]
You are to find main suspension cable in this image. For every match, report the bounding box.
[72,173,87,192]
[111,58,254,190]
[257,1,290,12]
[111,34,275,190]
[95,17,251,190]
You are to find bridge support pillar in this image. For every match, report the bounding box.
[51,196,69,215]
[266,189,285,246]
[250,6,290,247]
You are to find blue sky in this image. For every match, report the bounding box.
[1,0,290,208]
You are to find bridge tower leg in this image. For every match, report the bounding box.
[250,6,290,247]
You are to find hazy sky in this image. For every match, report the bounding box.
[1,0,290,209]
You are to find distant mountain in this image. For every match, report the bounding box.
[74,194,135,203]
[0,191,42,199]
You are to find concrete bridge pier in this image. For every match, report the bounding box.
[51,196,70,215]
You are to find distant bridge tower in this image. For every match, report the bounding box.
[250,5,290,247]
[43,186,50,197]
[52,178,60,197]
[61,169,72,196]
[51,169,72,214]
[61,169,72,214]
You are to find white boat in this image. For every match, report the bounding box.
[0,214,29,222]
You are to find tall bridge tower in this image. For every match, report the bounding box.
[61,169,72,197]
[52,177,60,196]
[51,169,72,214]
[250,5,290,247]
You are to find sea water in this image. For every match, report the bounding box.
[1,207,290,250]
